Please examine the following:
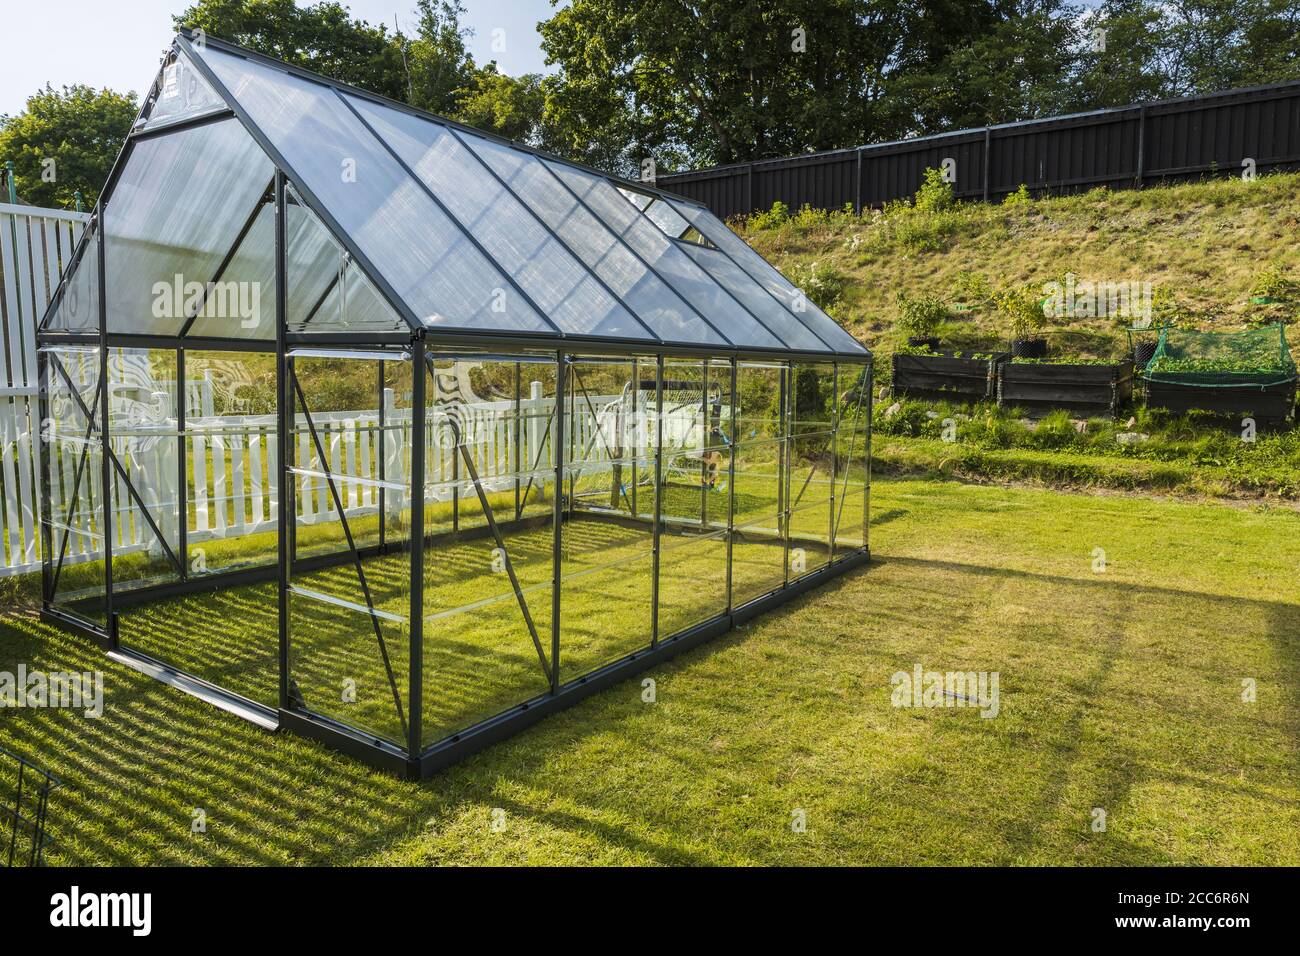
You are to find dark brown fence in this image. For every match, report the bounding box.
[657,81,1300,219]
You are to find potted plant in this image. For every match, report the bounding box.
[894,291,948,351]
[994,283,1048,357]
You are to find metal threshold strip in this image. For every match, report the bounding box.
[106,649,280,731]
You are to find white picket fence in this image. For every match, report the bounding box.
[1,202,90,577]
[40,367,713,572]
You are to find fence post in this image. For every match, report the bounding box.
[747,163,755,215]
[983,127,991,201]
[855,149,863,213]
[1136,105,1147,186]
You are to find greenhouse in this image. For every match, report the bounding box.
[36,33,872,777]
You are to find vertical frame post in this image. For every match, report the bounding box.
[725,358,737,612]
[779,362,791,588]
[37,348,52,604]
[864,362,873,552]
[513,362,522,522]
[274,170,290,710]
[409,336,426,758]
[700,360,709,529]
[96,209,116,647]
[829,363,838,556]
[650,354,664,646]
[550,352,565,693]
[378,359,386,551]
[177,347,188,580]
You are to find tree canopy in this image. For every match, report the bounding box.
[2,0,1297,207]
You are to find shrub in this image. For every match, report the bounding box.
[914,166,955,213]
[895,291,950,341]
[1250,263,1298,300]
[994,283,1048,341]
[749,200,790,230]
[950,270,991,305]
[1002,184,1033,207]
[788,260,848,311]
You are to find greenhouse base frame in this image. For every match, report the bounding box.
[35,34,874,780]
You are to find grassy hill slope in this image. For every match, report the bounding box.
[737,172,1300,365]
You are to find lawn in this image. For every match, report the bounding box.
[2,476,1298,865]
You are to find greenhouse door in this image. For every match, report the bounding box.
[108,348,282,717]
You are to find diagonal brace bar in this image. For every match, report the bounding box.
[450,419,553,684]
[292,371,408,740]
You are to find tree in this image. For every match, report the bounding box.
[0,85,138,209]
[174,0,409,101]
[405,0,478,116]
[458,66,547,145]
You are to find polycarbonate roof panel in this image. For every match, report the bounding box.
[344,93,651,342]
[460,132,727,348]
[665,199,869,355]
[104,117,273,337]
[195,43,550,335]
[678,244,828,352]
[544,160,785,350]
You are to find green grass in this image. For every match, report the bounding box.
[2,475,1297,865]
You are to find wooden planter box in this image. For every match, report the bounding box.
[1143,377,1297,423]
[892,351,1008,404]
[997,360,1135,418]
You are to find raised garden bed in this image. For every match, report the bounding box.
[997,359,1135,418]
[1143,378,1297,422]
[1140,324,1297,423]
[892,350,1009,404]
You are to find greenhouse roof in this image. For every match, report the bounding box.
[54,32,866,359]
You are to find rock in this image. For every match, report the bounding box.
[878,386,890,400]
[1116,431,1149,445]
[924,410,940,419]
[884,401,902,420]
[1073,419,1088,434]
[1125,416,1138,429]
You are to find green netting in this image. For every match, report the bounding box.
[1143,323,1297,388]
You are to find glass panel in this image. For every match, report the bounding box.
[196,45,549,335]
[667,198,869,355]
[786,363,836,577]
[141,50,227,130]
[42,223,99,333]
[642,198,691,238]
[657,528,728,636]
[834,364,870,556]
[658,358,730,529]
[104,117,274,337]
[421,357,557,745]
[288,353,411,746]
[281,187,407,335]
[730,361,786,606]
[617,187,653,210]
[184,351,279,576]
[183,204,274,340]
[679,243,824,352]
[42,346,107,628]
[545,160,787,350]
[107,348,180,594]
[347,97,651,342]
[461,133,722,347]
[560,357,655,677]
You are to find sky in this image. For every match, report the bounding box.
[0,0,559,117]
